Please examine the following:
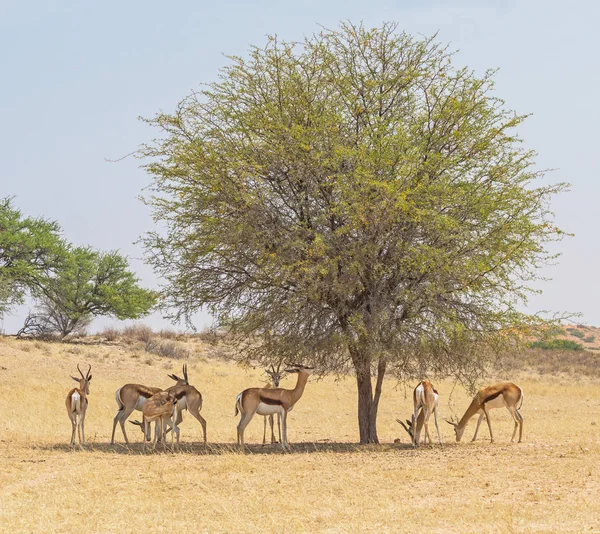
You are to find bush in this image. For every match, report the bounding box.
[528,339,584,351]
[158,328,177,340]
[101,326,120,342]
[122,324,153,343]
[583,335,596,343]
[145,338,189,359]
[569,329,585,339]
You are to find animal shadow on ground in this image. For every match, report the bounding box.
[34,440,435,455]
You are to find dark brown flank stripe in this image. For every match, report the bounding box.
[481,390,503,404]
[259,395,283,405]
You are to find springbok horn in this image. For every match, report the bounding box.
[86,364,91,380]
[77,363,85,380]
[183,363,188,384]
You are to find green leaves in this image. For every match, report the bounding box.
[1,198,156,337]
[140,22,567,380]
[34,247,157,337]
[0,197,66,314]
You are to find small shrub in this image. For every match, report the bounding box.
[158,329,177,340]
[569,329,585,339]
[583,335,596,343]
[123,324,153,344]
[101,326,120,342]
[528,339,584,351]
[145,338,189,359]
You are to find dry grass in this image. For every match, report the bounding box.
[1,337,600,533]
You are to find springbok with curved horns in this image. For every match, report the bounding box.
[446,382,524,443]
[397,381,441,446]
[66,364,92,448]
[235,363,313,452]
[263,364,286,445]
[411,380,442,446]
[110,364,188,444]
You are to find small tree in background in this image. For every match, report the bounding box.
[30,247,157,338]
[141,22,567,443]
[0,198,65,316]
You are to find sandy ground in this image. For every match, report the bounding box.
[1,336,599,533]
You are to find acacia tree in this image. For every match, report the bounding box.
[0,198,65,316]
[141,23,566,443]
[29,247,157,338]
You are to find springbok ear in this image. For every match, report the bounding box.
[87,375,92,382]
[71,376,80,382]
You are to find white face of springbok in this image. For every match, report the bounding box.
[264,364,286,387]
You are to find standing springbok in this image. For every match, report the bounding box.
[165,364,207,445]
[110,364,188,444]
[410,380,442,447]
[65,364,92,448]
[263,364,286,446]
[141,391,178,451]
[446,382,524,443]
[235,363,313,452]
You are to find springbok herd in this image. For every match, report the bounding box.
[66,362,525,451]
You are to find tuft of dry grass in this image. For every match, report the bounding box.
[1,336,600,532]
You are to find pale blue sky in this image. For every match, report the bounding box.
[1,0,598,333]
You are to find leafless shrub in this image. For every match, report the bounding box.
[157,328,177,340]
[504,349,600,378]
[101,326,120,342]
[145,338,189,360]
[16,312,60,341]
[122,324,153,344]
[196,327,225,345]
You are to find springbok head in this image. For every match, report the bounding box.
[264,363,286,387]
[168,363,189,385]
[445,415,464,442]
[71,364,92,394]
[396,418,414,440]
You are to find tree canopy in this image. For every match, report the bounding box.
[0,198,65,316]
[140,22,567,443]
[27,247,157,338]
[1,198,156,337]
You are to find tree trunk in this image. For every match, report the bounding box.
[352,348,387,444]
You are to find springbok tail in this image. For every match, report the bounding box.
[518,386,524,410]
[71,391,81,414]
[234,392,242,417]
[115,387,124,411]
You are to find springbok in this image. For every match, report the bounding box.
[165,364,207,445]
[141,391,178,450]
[65,364,92,448]
[235,363,313,451]
[263,364,286,445]
[446,382,524,443]
[410,380,442,446]
[110,364,188,444]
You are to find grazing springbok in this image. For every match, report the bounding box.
[165,364,207,445]
[65,364,92,448]
[446,382,524,443]
[410,380,442,447]
[397,383,441,446]
[263,364,286,445]
[110,364,188,444]
[141,391,178,450]
[235,363,313,452]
